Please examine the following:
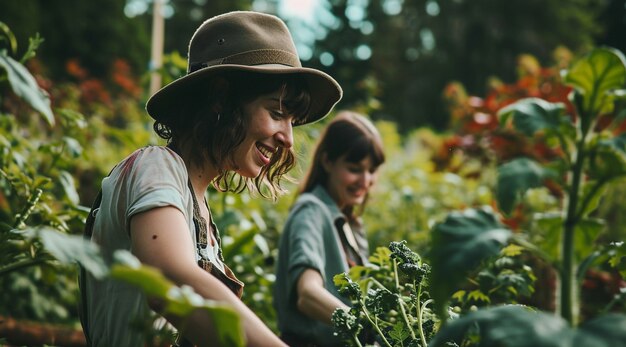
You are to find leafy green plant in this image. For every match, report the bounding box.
[1,22,86,326]
[496,47,626,323]
[448,244,537,315]
[427,47,626,346]
[332,241,438,347]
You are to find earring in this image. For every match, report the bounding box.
[216,113,221,123]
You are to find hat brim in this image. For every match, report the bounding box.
[145,64,342,126]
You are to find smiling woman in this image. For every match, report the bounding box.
[274,111,386,347]
[78,10,341,347]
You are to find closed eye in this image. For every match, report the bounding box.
[348,165,364,173]
[269,109,285,120]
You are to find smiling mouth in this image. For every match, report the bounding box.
[347,186,367,198]
[256,143,276,162]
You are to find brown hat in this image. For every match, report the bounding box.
[146,11,343,126]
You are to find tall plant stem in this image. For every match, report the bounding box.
[360,302,392,347]
[561,135,587,325]
[415,282,429,347]
[393,259,417,341]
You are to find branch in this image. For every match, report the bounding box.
[0,315,86,347]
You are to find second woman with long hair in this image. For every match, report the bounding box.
[273,111,385,346]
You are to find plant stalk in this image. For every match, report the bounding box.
[561,130,589,325]
[0,258,45,277]
[360,302,392,347]
[415,282,429,347]
[393,259,417,341]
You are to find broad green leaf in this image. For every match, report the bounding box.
[452,290,466,301]
[589,133,626,180]
[428,306,571,347]
[497,158,555,215]
[430,207,511,318]
[221,227,256,259]
[57,108,87,129]
[253,233,270,256]
[533,213,563,263]
[62,136,83,158]
[59,170,79,205]
[501,244,524,257]
[498,98,569,137]
[389,322,410,342]
[467,290,490,303]
[608,242,626,279]
[578,180,608,215]
[574,218,605,263]
[564,48,626,117]
[215,209,245,231]
[21,226,108,279]
[0,51,54,125]
[111,262,245,347]
[333,272,350,289]
[575,313,626,347]
[368,246,392,265]
[533,214,604,265]
[110,264,172,298]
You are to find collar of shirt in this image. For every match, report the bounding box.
[310,184,365,266]
[310,184,345,222]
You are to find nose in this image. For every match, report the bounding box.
[359,170,374,188]
[275,119,293,149]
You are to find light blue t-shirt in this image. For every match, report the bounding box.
[83,146,224,346]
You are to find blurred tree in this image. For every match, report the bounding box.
[154,0,256,56]
[596,0,626,54]
[306,0,607,130]
[0,0,151,80]
[0,0,619,130]
[0,0,263,84]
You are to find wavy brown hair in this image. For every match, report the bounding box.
[154,71,312,200]
[300,111,385,221]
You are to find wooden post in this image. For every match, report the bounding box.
[149,0,165,96]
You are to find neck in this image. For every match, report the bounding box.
[181,153,219,201]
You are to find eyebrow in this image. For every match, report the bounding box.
[268,97,285,112]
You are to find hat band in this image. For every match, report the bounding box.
[189,49,301,73]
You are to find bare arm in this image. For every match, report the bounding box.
[296,268,350,325]
[130,206,286,347]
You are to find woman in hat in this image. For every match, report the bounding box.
[273,111,385,346]
[79,11,341,347]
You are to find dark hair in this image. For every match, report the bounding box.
[153,71,312,199]
[301,111,385,219]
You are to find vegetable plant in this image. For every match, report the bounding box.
[332,241,438,347]
[427,47,626,346]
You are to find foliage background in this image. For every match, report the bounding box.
[0,0,625,345]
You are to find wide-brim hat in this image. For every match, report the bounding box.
[146,11,343,126]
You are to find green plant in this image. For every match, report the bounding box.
[427,47,626,346]
[332,241,438,347]
[448,244,536,314]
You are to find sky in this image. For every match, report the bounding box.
[123,0,333,61]
[279,0,319,21]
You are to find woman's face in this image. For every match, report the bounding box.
[231,90,295,178]
[323,154,378,209]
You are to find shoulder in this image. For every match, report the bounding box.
[284,193,335,233]
[291,192,329,216]
[114,146,186,178]
[124,146,184,167]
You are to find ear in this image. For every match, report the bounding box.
[321,152,332,172]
